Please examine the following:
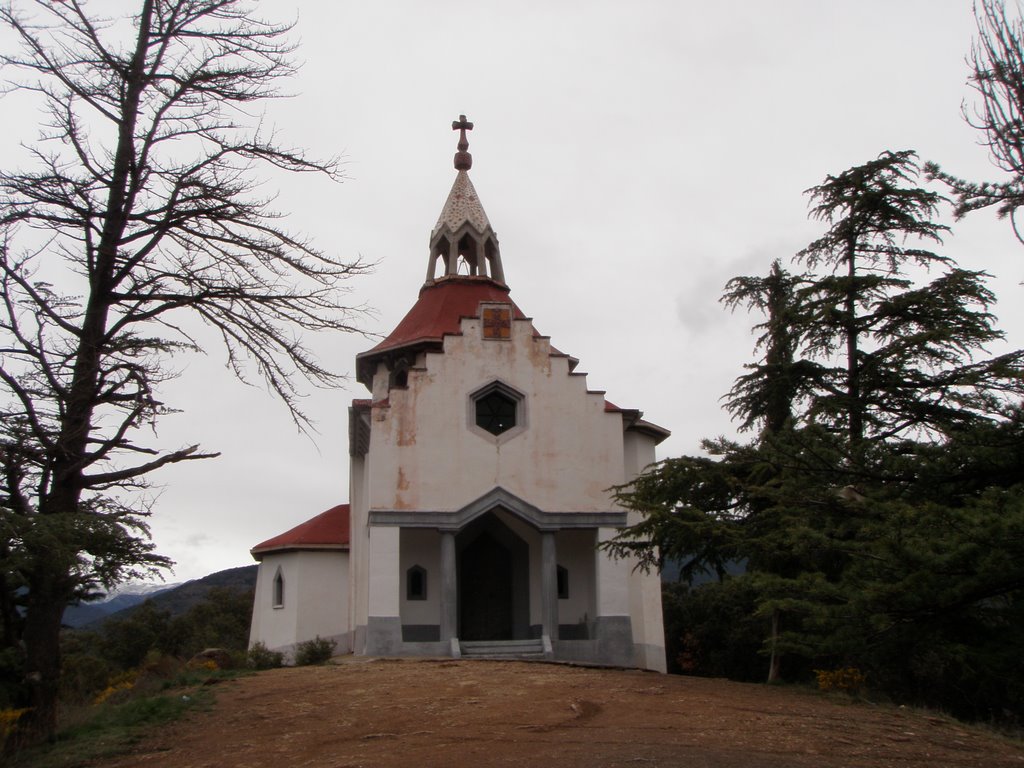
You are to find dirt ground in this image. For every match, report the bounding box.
[98,657,1024,768]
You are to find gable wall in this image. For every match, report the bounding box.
[365,313,627,514]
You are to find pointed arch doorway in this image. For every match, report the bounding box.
[457,513,530,641]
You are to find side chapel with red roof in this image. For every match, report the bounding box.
[249,117,669,670]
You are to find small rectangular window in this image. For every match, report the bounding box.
[407,565,427,601]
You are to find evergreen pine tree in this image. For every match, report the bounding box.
[606,151,1024,715]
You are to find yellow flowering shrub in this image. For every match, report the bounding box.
[1,707,29,748]
[814,667,866,693]
[93,670,138,706]
[185,657,220,672]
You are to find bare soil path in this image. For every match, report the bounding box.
[98,657,1023,768]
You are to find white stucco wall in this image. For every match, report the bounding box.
[367,525,400,618]
[399,528,442,625]
[349,452,370,653]
[250,554,294,651]
[595,527,632,616]
[249,550,350,658]
[365,313,626,515]
[623,430,668,672]
[555,529,597,628]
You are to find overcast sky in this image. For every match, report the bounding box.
[5,1,1024,584]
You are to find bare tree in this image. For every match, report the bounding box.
[927,0,1024,244]
[0,0,368,739]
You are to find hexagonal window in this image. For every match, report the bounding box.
[469,381,526,441]
[476,390,517,435]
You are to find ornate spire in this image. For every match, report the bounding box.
[426,115,505,285]
[453,114,473,171]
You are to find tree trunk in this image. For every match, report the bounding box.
[44,0,151,511]
[0,561,15,649]
[767,608,782,683]
[844,236,863,444]
[20,574,68,743]
[20,5,153,744]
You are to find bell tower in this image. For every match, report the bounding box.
[425,115,505,285]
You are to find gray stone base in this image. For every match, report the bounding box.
[402,624,441,642]
[365,616,402,655]
[259,631,351,666]
[551,616,634,667]
[352,624,366,655]
[398,641,451,656]
[593,615,635,667]
[558,623,589,640]
[366,617,451,657]
[634,641,668,673]
[550,639,597,664]
[528,623,589,640]
[362,614,645,668]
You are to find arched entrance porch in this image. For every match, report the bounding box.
[456,512,530,640]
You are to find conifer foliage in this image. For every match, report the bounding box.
[797,150,990,442]
[605,152,1024,720]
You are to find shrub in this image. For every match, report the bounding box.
[60,646,112,705]
[1,707,29,753]
[662,580,767,680]
[247,642,284,670]
[100,601,173,669]
[815,667,866,694]
[169,588,255,659]
[93,670,138,706]
[0,646,27,711]
[293,637,336,666]
[141,650,183,679]
[186,648,235,671]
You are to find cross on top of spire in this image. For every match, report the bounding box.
[452,114,473,171]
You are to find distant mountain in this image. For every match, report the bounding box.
[138,564,257,618]
[63,589,173,628]
[65,564,258,629]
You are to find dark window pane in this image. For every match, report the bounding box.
[407,565,427,600]
[476,390,517,435]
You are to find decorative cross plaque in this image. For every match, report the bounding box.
[482,305,512,339]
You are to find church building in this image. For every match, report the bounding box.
[249,117,669,671]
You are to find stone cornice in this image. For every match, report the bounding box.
[367,486,626,532]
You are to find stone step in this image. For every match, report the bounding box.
[459,639,546,658]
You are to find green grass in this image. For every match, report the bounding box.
[6,670,246,768]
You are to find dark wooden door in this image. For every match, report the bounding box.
[460,532,513,640]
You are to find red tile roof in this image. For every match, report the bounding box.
[250,504,350,559]
[356,277,527,385]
